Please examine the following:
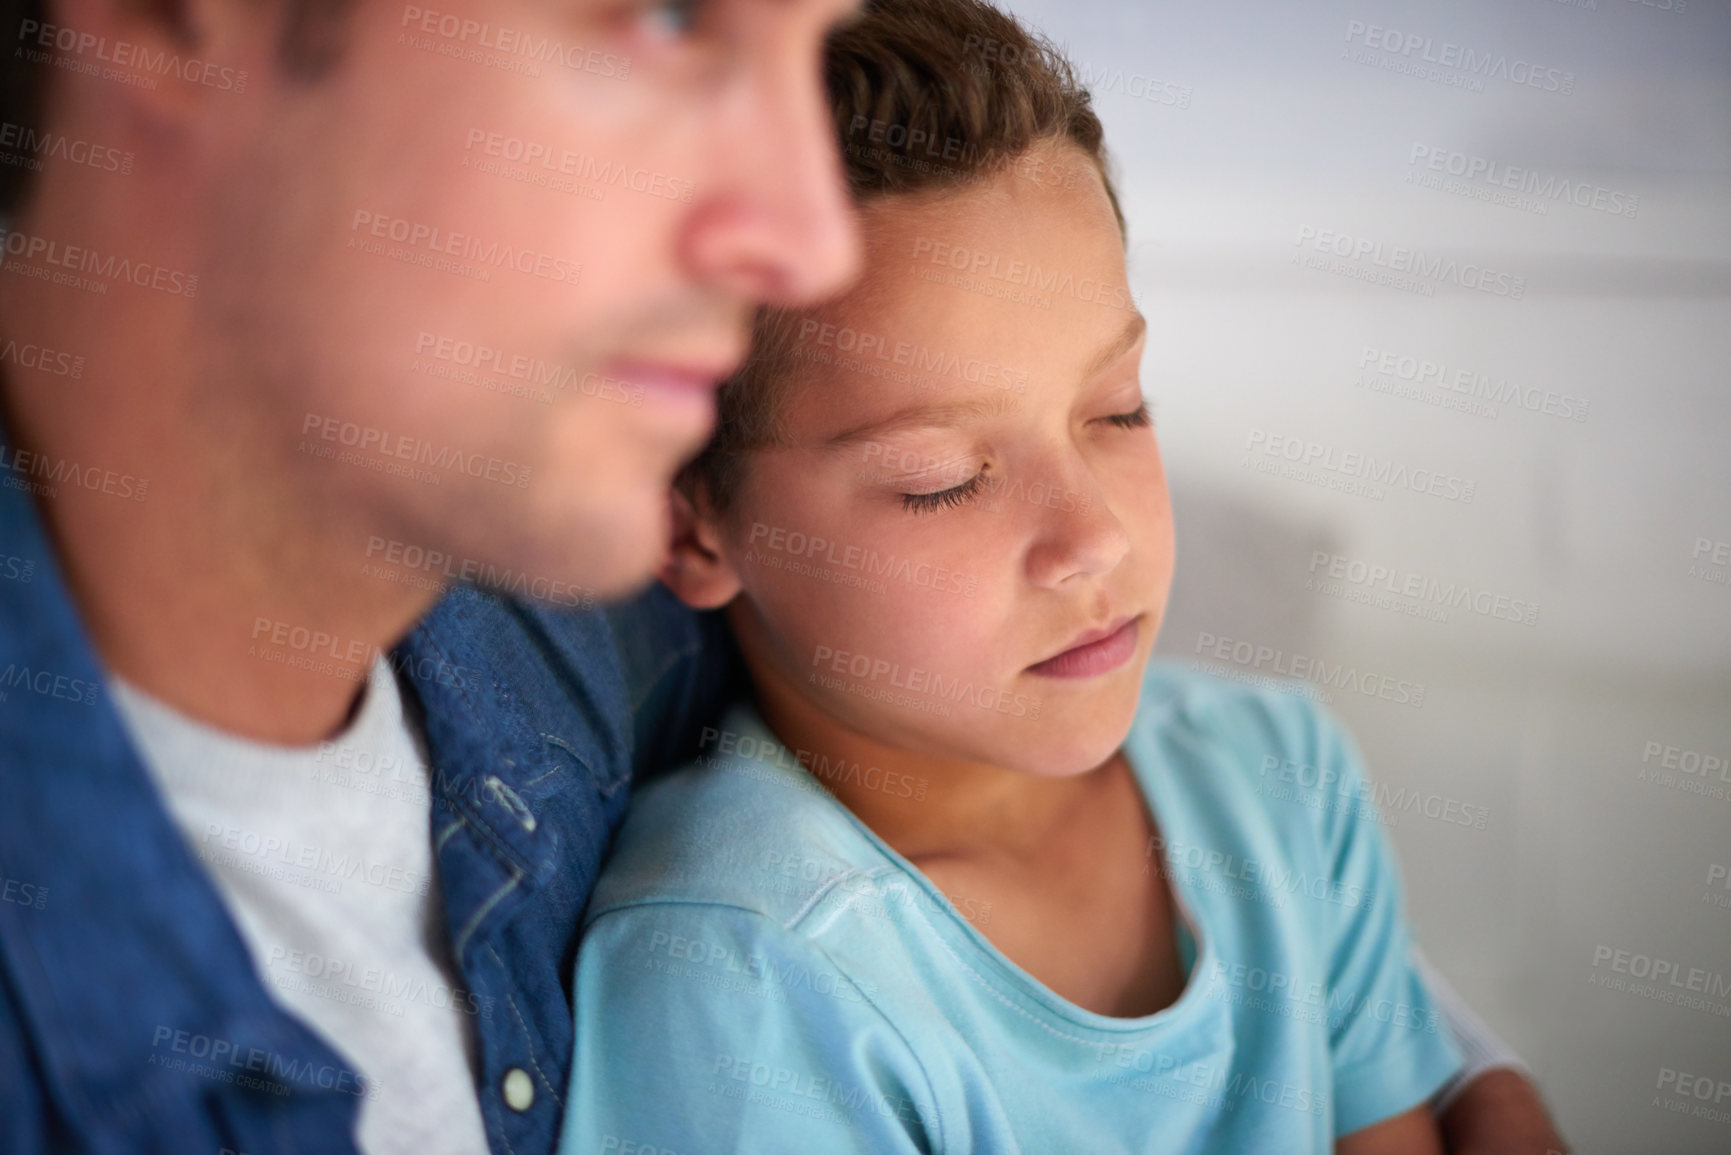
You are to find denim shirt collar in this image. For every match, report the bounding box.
[389,587,565,962]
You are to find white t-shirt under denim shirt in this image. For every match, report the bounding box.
[110,655,490,1155]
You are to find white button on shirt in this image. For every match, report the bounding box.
[503,1067,536,1112]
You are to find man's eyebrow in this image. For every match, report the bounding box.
[1081,312,1148,382]
[823,396,1011,451]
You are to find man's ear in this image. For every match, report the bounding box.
[54,0,269,119]
[657,485,744,610]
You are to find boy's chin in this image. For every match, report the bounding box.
[999,718,1140,779]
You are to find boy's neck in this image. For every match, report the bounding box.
[747,657,1114,864]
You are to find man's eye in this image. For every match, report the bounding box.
[1102,402,1152,430]
[638,0,705,39]
[901,471,986,515]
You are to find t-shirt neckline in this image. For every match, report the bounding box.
[716,697,1222,1037]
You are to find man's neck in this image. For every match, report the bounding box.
[0,192,438,745]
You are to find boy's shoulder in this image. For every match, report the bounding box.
[584,699,888,929]
[1132,659,1379,836]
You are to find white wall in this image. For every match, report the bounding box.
[999,0,1731,1148]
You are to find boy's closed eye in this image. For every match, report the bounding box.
[901,470,989,514]
[897,401,1154,515]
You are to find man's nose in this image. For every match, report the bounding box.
[680,43,863,308]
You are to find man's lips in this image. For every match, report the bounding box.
[605,360,734,401]
[1026,614,1141,679]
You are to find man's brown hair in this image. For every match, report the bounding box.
[677,0,1123,517]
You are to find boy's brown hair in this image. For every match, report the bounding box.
[677,0,1123,517]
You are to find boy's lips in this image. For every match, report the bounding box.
[1026,614,1141,679]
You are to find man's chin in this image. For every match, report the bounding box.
[580,560,665,606]
[547,498,673,604]
[424,487,668,609]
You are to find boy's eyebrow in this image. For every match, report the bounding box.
[820,314,1147,452]
[823,396,1011,451]
[1082,312,1148,381]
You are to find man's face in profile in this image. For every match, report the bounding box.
[152,0,861,598]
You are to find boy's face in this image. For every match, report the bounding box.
[169,0,860,598]
[715,142,1174,777]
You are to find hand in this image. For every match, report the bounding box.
[1438,1068,1570,1155]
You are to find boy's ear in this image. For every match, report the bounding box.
[657,485,744,610]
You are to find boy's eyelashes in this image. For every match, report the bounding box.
[901,471,987,515]
[1102,401,1153,431]
[894,403,1153,515]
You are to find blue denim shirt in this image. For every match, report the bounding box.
[0,418,742,1154]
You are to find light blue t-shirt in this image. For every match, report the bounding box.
[559,663,1462,1154]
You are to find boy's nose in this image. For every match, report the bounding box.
[1025,474,1132,588]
